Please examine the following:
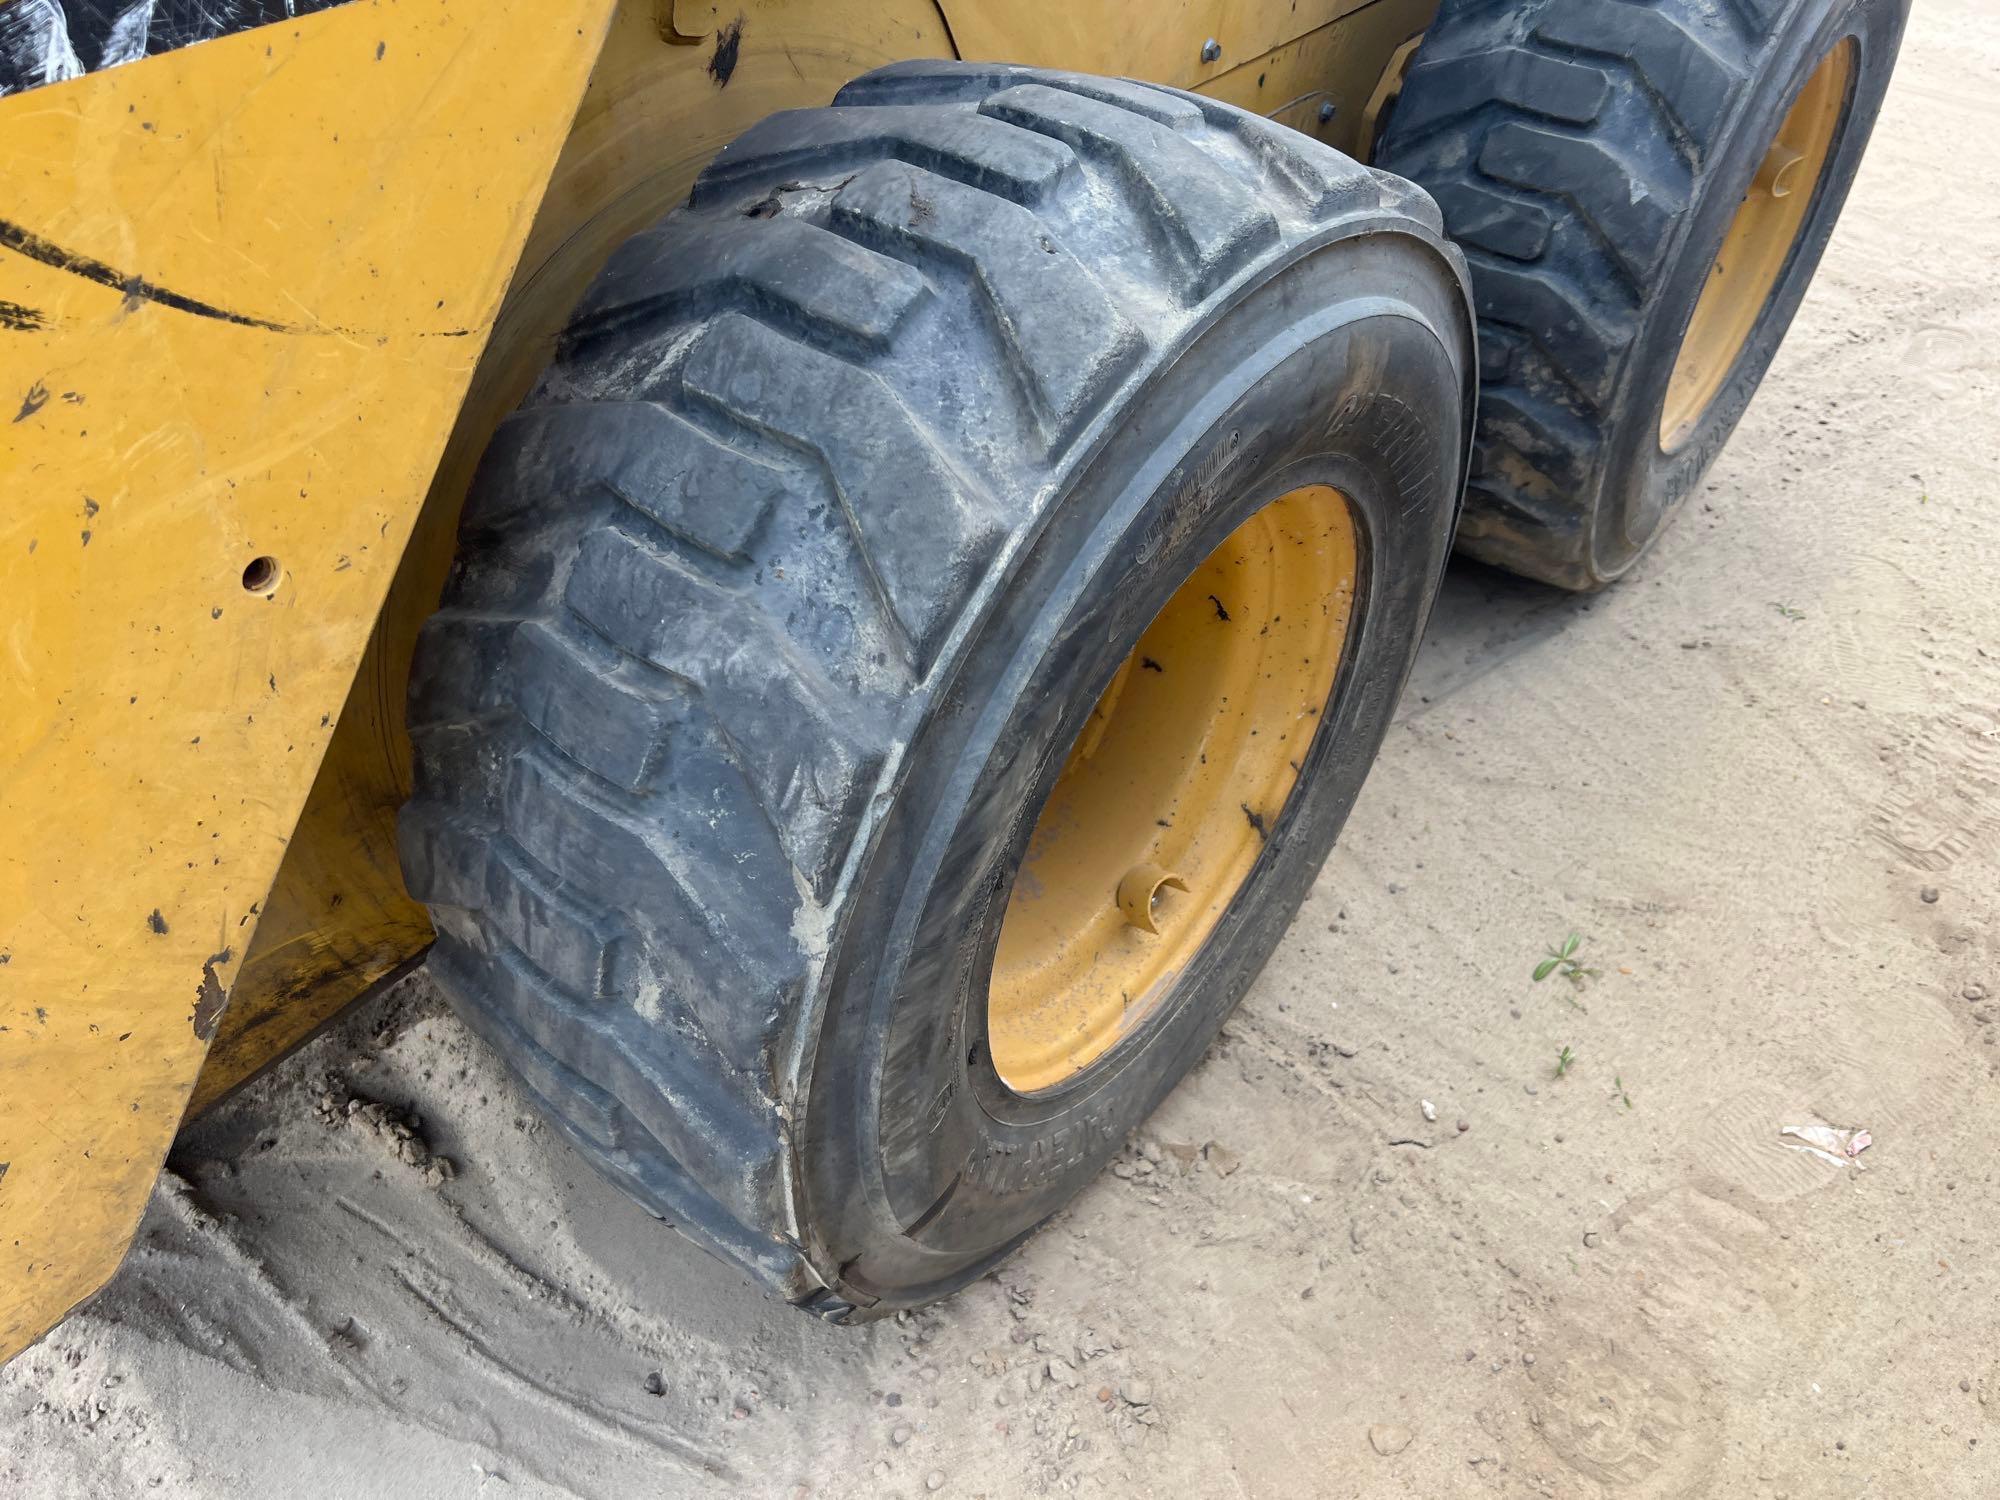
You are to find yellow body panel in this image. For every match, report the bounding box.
[0,0,619,1359]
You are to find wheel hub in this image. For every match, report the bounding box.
[985,485,1359,1094]
[1660,40,1855,450]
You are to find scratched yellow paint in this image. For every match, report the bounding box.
[0,0,619,1360]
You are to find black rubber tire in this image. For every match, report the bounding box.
[400,61,1474,1319]
[1377,0,1909,589]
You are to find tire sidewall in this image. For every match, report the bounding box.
[796,233,1469,1307]
[1599,0,1910,580]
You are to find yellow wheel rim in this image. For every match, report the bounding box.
[1660,39,1854,450]
[985,485,1359,1094]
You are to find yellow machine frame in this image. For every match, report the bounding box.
[0,0,1436,1362]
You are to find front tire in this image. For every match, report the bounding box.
[401,61,1474,1318]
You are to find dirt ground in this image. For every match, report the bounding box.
[7,5,1998,1497]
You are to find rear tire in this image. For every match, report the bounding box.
[1378,0,1910,589]
[401,61,1473,1318]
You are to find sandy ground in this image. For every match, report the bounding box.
[7,6,1999,1497]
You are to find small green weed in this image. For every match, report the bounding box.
[1534,932,1600,993]
[1771,601,1806,622]
[1554,1045,1577,1080]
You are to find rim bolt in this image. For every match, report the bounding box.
[1758,141,1807,198]
[1117,865,1189,934]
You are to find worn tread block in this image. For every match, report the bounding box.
[979,83,1279,299]
[405,611,520,734]
[512,618,685,795]
[432,942,624,1146]
[1429,180,1555,263]
[1479,384,1599,492]
[697,105,1076,208]
[1716,0,1783,39]
[397,804,491,912]
[488,402,791,568]
[484,836,625,1002]
[431,932,782,1231]
[1463,253,1620,403]
[439,947,809,1292]
[562,523,880,902]
[1153,84,1394,222]
[681,312,1003,666]
[1462,473,1590,545]
[831,160,1144,442]
[1390,48,1612,141]
[571,215,928,355]
[1477,123,1678,286]
[502,739,794,1070]
[835,59,1204,130]
[1536,0,1741,158]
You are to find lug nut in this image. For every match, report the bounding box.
[1200,38,1221,64]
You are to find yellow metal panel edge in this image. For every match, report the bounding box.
[1193,3,1438,158]
[0,0,619,1362]
[936,0,1383,93]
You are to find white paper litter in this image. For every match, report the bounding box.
[1779,1123,1873,1168]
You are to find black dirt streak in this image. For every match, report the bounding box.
[192,947,234,1040]
[0,218,291,331]
[707,14,743,86]
[148,909,169,934]
[1207,593,1231,622]
[1141,656,1164,673]
[1241,803,1267,839]
[15,380,49,422]
[0,298,44,331]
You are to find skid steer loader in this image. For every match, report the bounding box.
[0,0,1908,1357]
